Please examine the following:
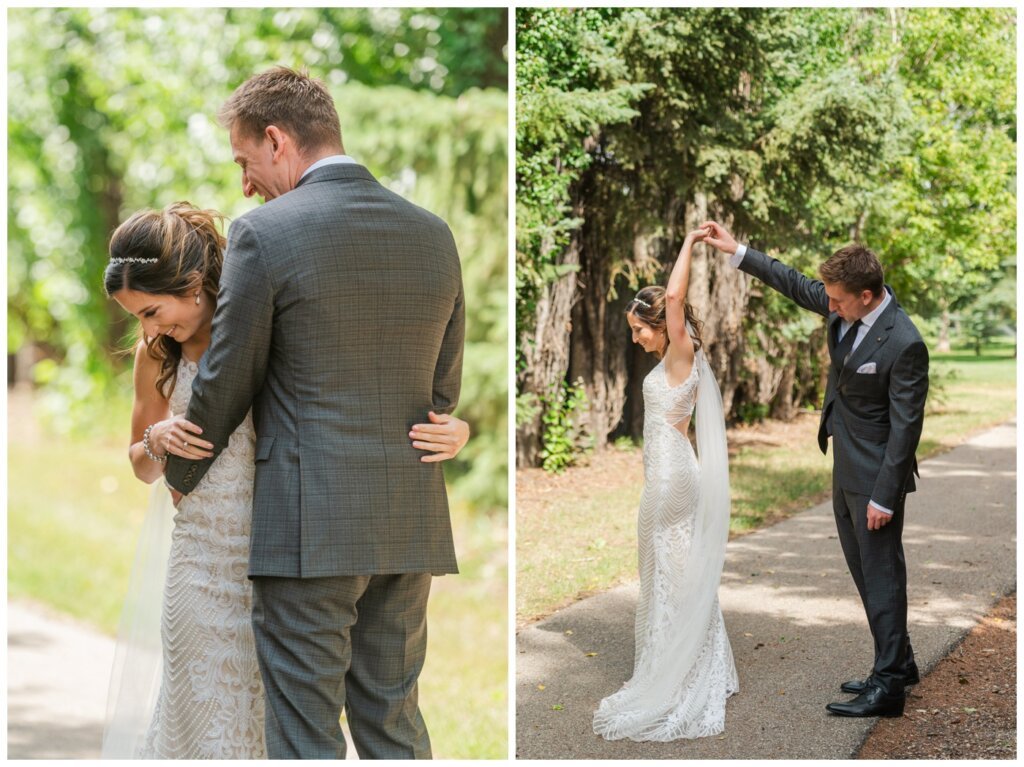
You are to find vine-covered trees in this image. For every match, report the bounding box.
[515,7,1015,467]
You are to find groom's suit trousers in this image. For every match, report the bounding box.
[251,573,433,759]
[832,486,911,695]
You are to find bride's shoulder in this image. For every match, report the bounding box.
[131,338,168,401]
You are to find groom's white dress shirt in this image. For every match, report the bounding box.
[300,154,358,179]
[730,243,894,516]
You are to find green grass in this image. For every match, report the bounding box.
[8,414,507,760]
[729,445,832,532]
[8,434,148,629]
[517,481,641,624]
[918,343,1017,456]
[517,342,1016,623]
[419,507,507,758]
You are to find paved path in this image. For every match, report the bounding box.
[7,602,117,759]
[7,606,362,758]
[516,420,1017,759]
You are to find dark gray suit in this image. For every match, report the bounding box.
[166,163,464,757]
[738,247,928,695]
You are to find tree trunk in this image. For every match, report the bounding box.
[568,290,629,450]
[770,362,797,420]
[684,201,749,419]
[515,224,581,467]
[936,304,951,353]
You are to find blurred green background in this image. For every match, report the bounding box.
[8,7,508,759]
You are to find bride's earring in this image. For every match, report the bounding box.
[195,292,201,305]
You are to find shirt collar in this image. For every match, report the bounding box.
[859,288,891,329]
[300,154,357,180]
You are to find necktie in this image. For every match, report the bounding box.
[833,319,862,371]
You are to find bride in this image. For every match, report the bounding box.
[100,202,469,758]
[593,227,738,742]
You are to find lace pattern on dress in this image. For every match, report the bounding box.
[138,358,267,759]
[594,358,738,742]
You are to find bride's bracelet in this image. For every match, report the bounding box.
[143,423,168,463]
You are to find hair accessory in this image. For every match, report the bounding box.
[631,296,651,309]
[110,257,159,265]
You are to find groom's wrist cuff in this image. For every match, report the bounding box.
[869,499,894,516]
[729,243,747,267]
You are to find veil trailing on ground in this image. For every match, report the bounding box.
[101,482,176,758]
[593,339,732,740]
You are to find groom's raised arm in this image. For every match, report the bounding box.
[702,221,830,318]
[165,216,273,494]
[733,247,830,319]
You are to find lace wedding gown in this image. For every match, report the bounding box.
[129,357,266,758]
[593,353,738,741]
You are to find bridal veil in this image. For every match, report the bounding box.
[101,482,176,757]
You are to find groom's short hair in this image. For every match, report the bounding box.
[219,66,342,155]
[819,244,884,297]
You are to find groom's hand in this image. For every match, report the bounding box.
[866,502,892,531]
[699,220,738,255]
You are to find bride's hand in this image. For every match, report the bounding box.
[151,415,215,460]
[686,226,711,243]
[410,412,470,462]
[698,220,738,255]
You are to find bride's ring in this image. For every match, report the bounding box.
[182,439,188,450]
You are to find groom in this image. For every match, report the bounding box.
[702,222,928,718]
[166,67,464,758]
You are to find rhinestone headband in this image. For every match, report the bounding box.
[631,296,651,309]
[109,257,158,265]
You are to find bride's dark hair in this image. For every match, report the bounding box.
[625,286,704,360]
[104,202,226,396]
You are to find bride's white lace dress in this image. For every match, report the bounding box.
[137,356,266,758]
[593,353,738,741]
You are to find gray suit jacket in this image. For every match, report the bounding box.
[166,164,464,577]
[738,247,928,509]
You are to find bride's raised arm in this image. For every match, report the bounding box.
[664,227,708,349]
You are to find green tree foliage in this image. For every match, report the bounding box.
[859,8,1016,322]
[515,8,1015,466]
[516,8,649,361]
[8,7,508,513]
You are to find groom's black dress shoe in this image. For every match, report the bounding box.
[826,685,905,718]
[840,668,920,695]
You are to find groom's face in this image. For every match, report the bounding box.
[824,282,873,321]
[230,125,286,201]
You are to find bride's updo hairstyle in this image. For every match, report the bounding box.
[626,286,704,359]
[104,202,226,395]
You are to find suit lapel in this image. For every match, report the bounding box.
[827,313,843,356]
[838,289,898,386]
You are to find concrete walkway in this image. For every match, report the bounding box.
[7,607,363,758]
[7,602,117,759]
[516,420,1017,759]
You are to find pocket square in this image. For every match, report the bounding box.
[856,362,877,374]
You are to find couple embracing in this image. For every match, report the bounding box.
[102,67,468,759]
[594,222,928,741]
